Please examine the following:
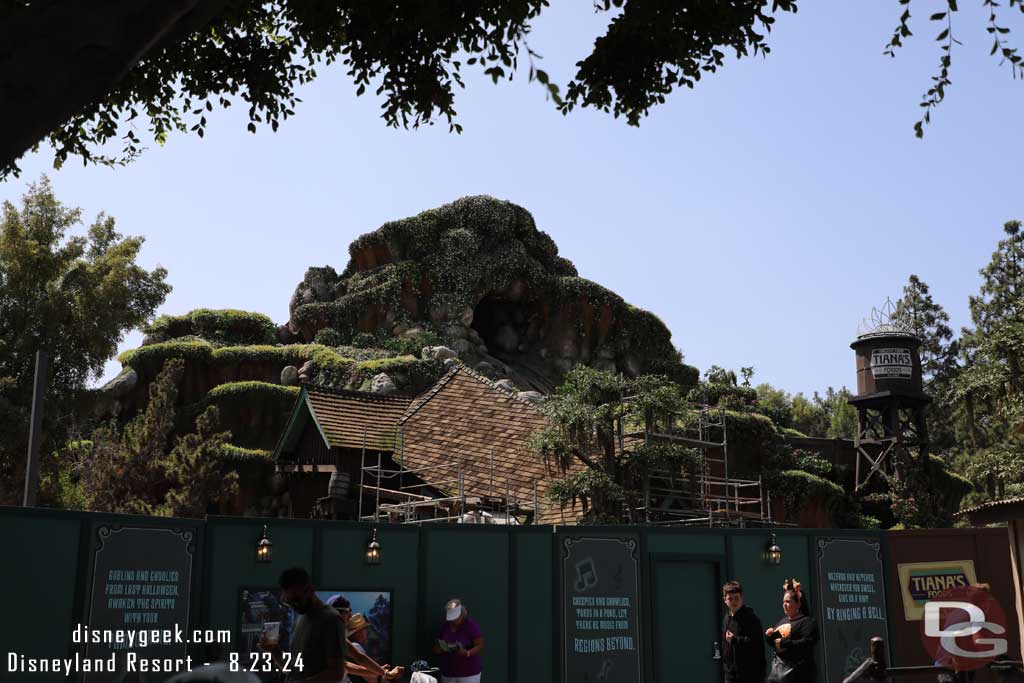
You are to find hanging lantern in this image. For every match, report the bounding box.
[365,528,382,565]
[256,525,273,563]
[767,532,782,565]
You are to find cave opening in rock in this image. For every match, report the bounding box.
[471,293,555,393]
[472,294,530,356]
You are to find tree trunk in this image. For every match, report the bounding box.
[965,392,980,450]
[0,0,228,171]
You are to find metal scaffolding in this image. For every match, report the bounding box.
[629,402,769,527]
[356,434,538,524]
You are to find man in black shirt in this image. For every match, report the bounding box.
[722,580,766,683]
[267,567,347,683]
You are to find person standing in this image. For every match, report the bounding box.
[721,581,766,683]
[765,579,819,683]
[432,598,484,683]
[263,567,347,683]
[324,596,402,683]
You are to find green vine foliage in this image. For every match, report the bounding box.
[535,367,697,521]
[144,309,277,346]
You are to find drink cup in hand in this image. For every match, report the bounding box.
[777,623,791,639]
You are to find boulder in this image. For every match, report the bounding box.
[445,324,468,340]
[475,361,497,377]
[517,391,545,405]
[403,326,425,338]
[392,322,409,338]
[276,323,295,344]
[370,373,397,394]
[281,366,300,386]
[297,360,314,380]
[460,306,475,326]
[422,345,458,361]
[102,368,138,397]
[310,274,332,301]
[494,379,516,392]
[450,338,473,355]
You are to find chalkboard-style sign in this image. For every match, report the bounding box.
[83,525,196,683]
[815,537,888,683]
[561,535,642,683]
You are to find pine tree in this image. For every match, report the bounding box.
[80,358,182,514]
[895,274,956,386]
[894,274,958,449]
[76,358,237,516]
[155,405,237,518]
[951,221,1024,502]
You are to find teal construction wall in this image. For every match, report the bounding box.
[0,506,975,683]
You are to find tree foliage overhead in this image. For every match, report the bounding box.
[5,1,1024,177]
[0,177,171,504]
[0,1,799,178]
[883,0,1024,137]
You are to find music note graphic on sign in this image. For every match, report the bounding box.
[598,659,614,682]
[575,557,599,592]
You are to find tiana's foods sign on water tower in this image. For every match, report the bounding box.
[870,348,913,379]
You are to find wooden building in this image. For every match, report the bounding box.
[273,388,412,519]
[273,365,578,524]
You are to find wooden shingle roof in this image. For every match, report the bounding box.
[275,387,412,460]
[398,365,579,524]
[307,388,412,451]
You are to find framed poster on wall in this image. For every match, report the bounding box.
[238,587,393,682]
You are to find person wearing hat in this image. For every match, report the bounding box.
[432,598,484,683]
[325,596,402,683]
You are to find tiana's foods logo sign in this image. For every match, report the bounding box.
[910,570,971,602]
[899,561,977,621]
[870,348,913,378]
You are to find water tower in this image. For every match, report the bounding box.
[849,299,930,493]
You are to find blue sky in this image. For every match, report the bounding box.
[3,2,1022,397]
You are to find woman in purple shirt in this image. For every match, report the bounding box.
[433,598,484,683]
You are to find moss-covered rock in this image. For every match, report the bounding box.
[288,195,696,390]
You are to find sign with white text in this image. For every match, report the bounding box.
[561,535,642,683]
[870,348,913,378]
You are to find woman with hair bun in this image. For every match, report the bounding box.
[764,579,819,683]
